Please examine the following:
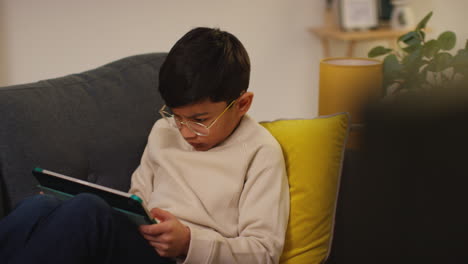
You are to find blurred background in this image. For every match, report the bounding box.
[0,0,467,121]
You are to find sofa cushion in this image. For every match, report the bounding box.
[0,53,167,212]
[261,113,349,264]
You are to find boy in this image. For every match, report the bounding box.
[0,27,289,264]
[131,27,290,263]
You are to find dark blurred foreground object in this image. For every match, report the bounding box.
[327,88,468,263]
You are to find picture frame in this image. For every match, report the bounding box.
[378,0,393,21]
[338,0,379,31]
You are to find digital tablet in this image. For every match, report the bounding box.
[32,167,157,225]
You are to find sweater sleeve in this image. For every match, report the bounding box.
[129,145,156,208]
[183,144,290,264]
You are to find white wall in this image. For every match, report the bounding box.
[1,0,467,121]
[0,0,324,121]
[0,1,7,84]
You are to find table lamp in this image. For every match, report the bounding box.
[319,57,383,149]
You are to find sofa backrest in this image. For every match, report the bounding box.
[0,53,167,215]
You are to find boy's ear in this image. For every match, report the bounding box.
[236,92,254,115]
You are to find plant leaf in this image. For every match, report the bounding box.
[403,43,422,54]
[453,49,468,65]
[423,39,440,58]
[403,48,422,65]
[383,54,404,90]
[416,11,433,31]
[383,54,403,74]
[368,46,393,58]
[421,64,430,79]
[438,31,456,51]
[453,49,468,72]
[433,52,453,71]
[419,30,426,42]
[399,31,422,46]
[426,61,437,72]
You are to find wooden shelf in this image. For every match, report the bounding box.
[309,26,410,57]
[309,27,408,41]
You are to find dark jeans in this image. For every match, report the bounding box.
[0,193,175,264]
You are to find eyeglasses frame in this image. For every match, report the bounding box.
[159,99,237,136]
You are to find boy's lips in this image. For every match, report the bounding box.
[188,142,204,148]
[188,142,211,151]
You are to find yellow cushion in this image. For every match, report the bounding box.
[261,113,350,264]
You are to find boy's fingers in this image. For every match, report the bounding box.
[141,233,160,243]
[150,241,170,251]
[139,222,167,236]
[150,208,173,221]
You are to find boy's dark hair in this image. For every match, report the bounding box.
[158,27,250,108]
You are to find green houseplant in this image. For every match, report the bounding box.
[368,11,468,96]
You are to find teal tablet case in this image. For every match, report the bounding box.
[33,167,157,225]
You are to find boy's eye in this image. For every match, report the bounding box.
[193,118,207,123]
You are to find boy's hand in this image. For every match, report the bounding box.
[139,208,191,258]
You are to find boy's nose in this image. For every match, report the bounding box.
[179,124,197,139]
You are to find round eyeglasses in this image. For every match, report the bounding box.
[159,100,236,136]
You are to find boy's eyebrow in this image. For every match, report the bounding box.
[174,112,210,119]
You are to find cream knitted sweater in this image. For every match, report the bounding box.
[129,115,289,264]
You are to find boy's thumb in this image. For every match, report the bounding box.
[150,208,171,222]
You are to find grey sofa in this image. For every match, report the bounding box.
[0,53,167,217]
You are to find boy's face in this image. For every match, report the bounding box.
[170,92,253,151]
